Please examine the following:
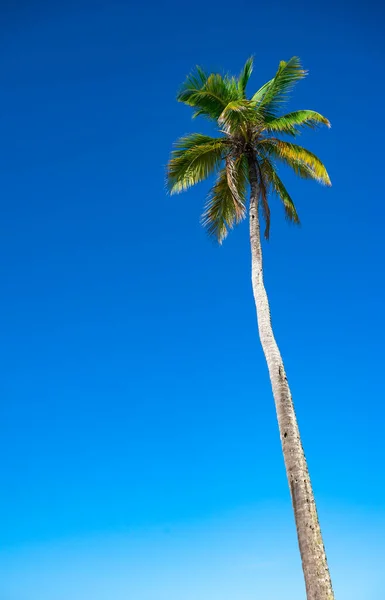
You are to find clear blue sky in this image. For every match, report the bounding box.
[1,1,384,599]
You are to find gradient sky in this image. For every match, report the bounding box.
[1,1,385,599]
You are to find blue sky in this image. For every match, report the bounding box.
[1,0,384,599]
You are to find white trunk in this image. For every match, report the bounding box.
[247,156,334,600]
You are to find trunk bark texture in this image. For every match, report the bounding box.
[247,154,334,600]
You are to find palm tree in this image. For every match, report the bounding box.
[167,57,334,600]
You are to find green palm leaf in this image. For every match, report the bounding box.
[252,57,307,117]
[202,156,248,243]
[260,139,331,185]
[167,134,228,194]
[218,99,261,134]
[254,160,271,239]
[238,56,254,97]
[178,70,240,121]
[263,160,300,223]
[265,110,331,136]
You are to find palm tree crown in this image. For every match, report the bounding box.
[167,57,331,242]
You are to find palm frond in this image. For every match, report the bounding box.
[218,99,261,134]
[238,57,254,97]
[177,69,240,121]
[225,154,247,206]
[202,156,248,243]
[255,160,271,239]
[252,57,307,117]
[167,134,228,194]
[265,110,331,136]
[260,139,331,186]
[262,160,300,223]
[250,79,271,106]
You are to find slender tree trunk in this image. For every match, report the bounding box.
[247,154,334,600]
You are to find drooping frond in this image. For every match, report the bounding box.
[255,160,271,239]
[260,139,331,186]
[252,57,307,117]
[262,159,300,223]
[218,99,261,134]
[225,154,247,207]
[167,134,228,194]
[177,69,240,121]
[238,57,254,97]
[265,110,331,136]
[201,156,248,243]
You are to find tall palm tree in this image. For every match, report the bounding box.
[167,57,334,600]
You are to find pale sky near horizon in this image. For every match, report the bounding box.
[2,505,385,599]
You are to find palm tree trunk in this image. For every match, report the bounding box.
[247,155,335,600]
